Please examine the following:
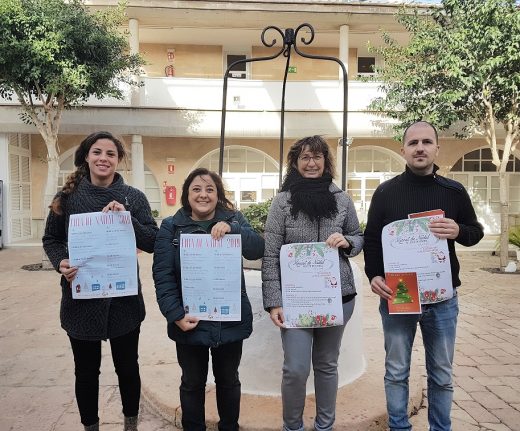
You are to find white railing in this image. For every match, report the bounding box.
[140,77,383,112]
[0,77,384,113]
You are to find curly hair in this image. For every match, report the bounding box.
[180,168,235,213]
[49,131,127,215]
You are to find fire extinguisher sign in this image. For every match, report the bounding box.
[164,186,176,206]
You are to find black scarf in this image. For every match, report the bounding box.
[281,171,338,221]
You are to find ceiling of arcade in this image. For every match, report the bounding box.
[86,1,411,47]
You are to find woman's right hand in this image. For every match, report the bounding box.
[175,315,200,332]
[269,306,285,328]
[59,259,78,283]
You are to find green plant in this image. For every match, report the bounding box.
[509,226,520,248]
[359,220,366,232]
[151,209,159,218]
[241,199,272,234]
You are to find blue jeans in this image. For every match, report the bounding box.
[176,341,243,431]
[380,295,458,431]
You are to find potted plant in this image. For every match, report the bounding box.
[241,199,272,236]
[509,226,520,261]
[241,199,272,270]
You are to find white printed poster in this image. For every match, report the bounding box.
[180,234,242,321]
[280,242,343,328]
[382,216,453,304]
[68,211,138,299]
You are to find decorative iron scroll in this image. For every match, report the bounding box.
[219,23,348,189]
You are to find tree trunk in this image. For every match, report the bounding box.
[41,136,60,269]
[499,171,510,270]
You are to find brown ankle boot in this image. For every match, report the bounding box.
[124,415,138,431]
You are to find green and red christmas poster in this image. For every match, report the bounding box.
[385,272,421,314]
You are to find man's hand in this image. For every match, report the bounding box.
[269,306,285,328]
[429,217,459,239]
[370,276,393,300]
[175,315,200,332]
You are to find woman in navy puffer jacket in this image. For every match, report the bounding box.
[153,168,264,431]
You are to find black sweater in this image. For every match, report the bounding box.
[363,165,484,289]
[42,173,158,340]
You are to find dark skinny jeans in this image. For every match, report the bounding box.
[176,340,243,431]
[68,326,141,426]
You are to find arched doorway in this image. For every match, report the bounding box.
[196,146,279,210]
[448,147,520,234]
[58,150,161,214]
[347,146,405,223]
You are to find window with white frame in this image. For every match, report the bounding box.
[449,148,520,215]
[196,146,279,209]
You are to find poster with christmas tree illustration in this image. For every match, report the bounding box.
[385,272,421,314]
[382,216,453,304]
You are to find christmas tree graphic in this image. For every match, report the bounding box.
[393,278,413,304]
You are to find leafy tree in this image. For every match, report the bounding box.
[0,0,143,214]
[369,0,520,269]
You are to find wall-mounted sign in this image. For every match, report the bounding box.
[168,164,175,174]
[288,66,297,73]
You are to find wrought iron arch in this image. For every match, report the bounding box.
[219,23,349,190]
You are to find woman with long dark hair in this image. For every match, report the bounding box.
[43,131,158,431]
[262,136,363,431]
[153,168,264,431]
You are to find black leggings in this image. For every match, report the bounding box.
[68,326,141,426]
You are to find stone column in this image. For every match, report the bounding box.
[0,134,8,246]
[128,18,140,107]
[339,24,350,81]
[131,135,145,192]
[336,137,353,190]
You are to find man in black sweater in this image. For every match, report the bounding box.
[364,121,484,431]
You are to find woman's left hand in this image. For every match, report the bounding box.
[102,200,126,212]
[325,232,350,249]
[210,221,231,239]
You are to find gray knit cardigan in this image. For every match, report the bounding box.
[261,183,364,311]
[42,173,158,340]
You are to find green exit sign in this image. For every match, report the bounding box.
[288,66,297,73]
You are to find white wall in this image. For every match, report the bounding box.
[0,134,9,247]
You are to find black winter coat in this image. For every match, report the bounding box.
[42,173,158,341]
[153,207,264,347]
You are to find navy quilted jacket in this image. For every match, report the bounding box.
[153,207,264,347]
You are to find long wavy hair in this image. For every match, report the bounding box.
[49,131,127,215]
[181,168,235,213]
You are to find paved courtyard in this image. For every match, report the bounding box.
[0,246,519,430]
